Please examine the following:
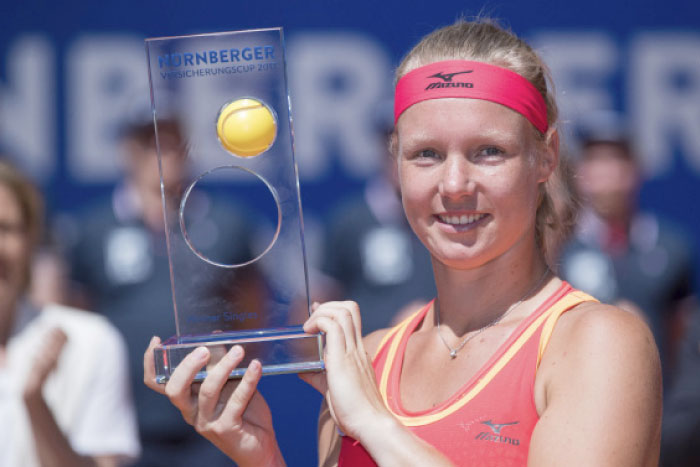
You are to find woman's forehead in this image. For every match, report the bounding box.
[396,98,530,146]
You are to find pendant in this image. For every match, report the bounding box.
[450,349,457,359]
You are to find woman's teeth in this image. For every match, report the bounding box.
[439,213,486,225]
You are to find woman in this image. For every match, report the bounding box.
[144,19,661,466]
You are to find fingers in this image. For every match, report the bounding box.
[165,346,210,423]
[143,336,165,394]
[313,316,349,364]
[198,345,245,419]
[221,358,263,426]
[305,301,363,351]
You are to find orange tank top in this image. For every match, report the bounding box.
[338,282,596,466]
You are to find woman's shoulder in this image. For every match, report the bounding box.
[541,300,661,389]
[555,300,657,350]
[363,327,395,359]
[532,297,662,464]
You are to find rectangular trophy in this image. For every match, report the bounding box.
[145,28,323,382]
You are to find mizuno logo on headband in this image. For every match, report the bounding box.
[427,70,473,82]
[394,60,549,133]
[425,70,474,90]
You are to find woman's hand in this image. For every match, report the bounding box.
[143,337,285,467]
[300,301,394,441]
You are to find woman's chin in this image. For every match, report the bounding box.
[430,247,493,271]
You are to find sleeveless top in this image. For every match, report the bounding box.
[338,282,596,466]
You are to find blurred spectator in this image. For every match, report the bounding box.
[61,99,260,466]
[559,111,697,384]
[321,104,435,334]
[661,299,700,466]
[0,159,139,466]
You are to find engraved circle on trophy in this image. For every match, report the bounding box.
[179,165,281,268]
[215,97,278,158]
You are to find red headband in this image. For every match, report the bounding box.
[394,60,548,134]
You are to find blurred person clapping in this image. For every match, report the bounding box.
[0,160,139,467]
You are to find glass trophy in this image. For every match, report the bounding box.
[145,28,323,383]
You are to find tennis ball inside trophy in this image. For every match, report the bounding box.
[216,98,277,157]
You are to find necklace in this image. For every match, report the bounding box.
[435,269,550,359]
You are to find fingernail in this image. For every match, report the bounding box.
[149,336,159,346]
[193,347,208,359]
[230,346,242,357]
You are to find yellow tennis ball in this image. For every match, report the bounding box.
[216,98,277,157]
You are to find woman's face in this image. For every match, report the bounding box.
[0,183,30,308]
[396,98,555,270]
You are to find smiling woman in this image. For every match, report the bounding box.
[144,18,662,467]
[396,98,548,271]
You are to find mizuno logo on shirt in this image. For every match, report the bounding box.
[475,419,520,446]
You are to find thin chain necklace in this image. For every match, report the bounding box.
[435,269,550,359]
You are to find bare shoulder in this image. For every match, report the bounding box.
[537,300,662,411]
[363,327,394,358]
[548,301,659,362]
[531,301,662,465]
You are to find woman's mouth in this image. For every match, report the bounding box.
[437,213,488,227]
[434,212,490,233]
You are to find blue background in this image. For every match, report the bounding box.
[2,1,699,465]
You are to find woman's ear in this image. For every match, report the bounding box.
[389,130,399,159]
[538,128,559,183]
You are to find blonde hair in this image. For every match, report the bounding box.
[393,19,577,269]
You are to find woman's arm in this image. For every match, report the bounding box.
[143,337,285,467]
[529,303,662,466]
[302,301,454,467]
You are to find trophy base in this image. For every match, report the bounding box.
[154,326,324,383]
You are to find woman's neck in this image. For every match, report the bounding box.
[429,243,549,336]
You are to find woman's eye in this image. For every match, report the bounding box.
[417,149,440,159]
[478,146,505,158]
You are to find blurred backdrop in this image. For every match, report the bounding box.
[2,0,699,465]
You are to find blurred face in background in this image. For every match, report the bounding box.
[576,142,639,223]
[0,182,31,313]
[122,121,187,231]
[124,121,187,200]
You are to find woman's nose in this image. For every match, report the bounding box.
[439,155,475,199]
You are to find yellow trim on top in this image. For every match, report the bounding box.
[378,292,589,427]
[536,291,597,369]
[373,304,429,360]
[378,315,416,401]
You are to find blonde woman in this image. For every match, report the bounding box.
[145,19,661,466]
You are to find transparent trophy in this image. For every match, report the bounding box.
[145,28,323,383]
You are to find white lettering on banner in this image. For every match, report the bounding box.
[530,32,617,143]
[2,31,699,182]
[630,33,700,176]
[67,35,148,182]
[287,33,392,179]
[0,35,55,179]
